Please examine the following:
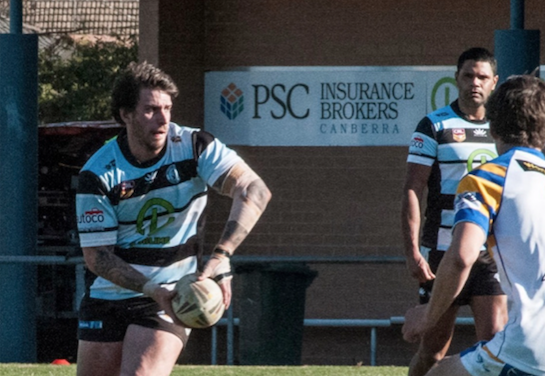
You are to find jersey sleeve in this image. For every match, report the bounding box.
[76,170,119,247]
[406,116,438,166]
[195,133,242,186]
[453,163,505,236]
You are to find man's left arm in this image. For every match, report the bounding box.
[199,161,272,307]
[403,222,485,342]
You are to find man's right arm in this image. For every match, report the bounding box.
[400,162,435,283]
[82,245,150,293]
[82,246,183,324]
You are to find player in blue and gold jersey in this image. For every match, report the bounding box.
[401,48,507,376]
[75,62,271,376]
[403,74,545,376]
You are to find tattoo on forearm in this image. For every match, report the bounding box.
[93,247,147,292]
[220,220,249,250]
[246,179,270,211]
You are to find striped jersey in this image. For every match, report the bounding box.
[454,147,545,374]
[76,123,241,300]
[407,100,498,250]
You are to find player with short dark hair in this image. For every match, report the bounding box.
[75,61,271,376]
[403,74,545,376]
[401,47,507,376]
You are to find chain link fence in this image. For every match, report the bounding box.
[0,0,138,35]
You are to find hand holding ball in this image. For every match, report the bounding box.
[171,273,225,328]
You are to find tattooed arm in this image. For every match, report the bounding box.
[199,161,271,307]
[81,246,182,323]
[212,161,272,255]
[82,245,149,293]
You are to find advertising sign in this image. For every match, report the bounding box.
[204,66,457,146]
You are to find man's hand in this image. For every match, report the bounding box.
[407,256,436,284]
[402,304,429,343]
[199,255,233,309]
[145,283,186,326]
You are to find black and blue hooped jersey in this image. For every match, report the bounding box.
[76,123,241,300]
[407,100,498,251]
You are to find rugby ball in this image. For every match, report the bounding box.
[171,273,225,328]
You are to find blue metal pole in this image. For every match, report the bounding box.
[227,304,234,365]
[495,0,540,83]
[9,0,23,34]
[511,0,524,30]
[0,33,39,362]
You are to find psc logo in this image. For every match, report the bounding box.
[220,83,244,120]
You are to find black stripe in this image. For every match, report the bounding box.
[78,170,108,195]
[192,130,215,160]
[114,236,201,267]
[110,159,198,204]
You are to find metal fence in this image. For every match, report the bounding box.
[0,0,138,35]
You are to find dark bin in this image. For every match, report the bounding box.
[236,262,317,365]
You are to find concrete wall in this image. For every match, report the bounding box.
[140,0,545,366]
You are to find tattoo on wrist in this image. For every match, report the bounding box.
[213,248,232,258]
[220,220,248,249]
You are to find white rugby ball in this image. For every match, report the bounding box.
[171,273,225,328]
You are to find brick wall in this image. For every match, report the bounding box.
[150,0,545,365]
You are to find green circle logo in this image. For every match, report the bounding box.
[431,77,457,111]
[467,149,497,172]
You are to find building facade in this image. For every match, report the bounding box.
[136,0,545,366]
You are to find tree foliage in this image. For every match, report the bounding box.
[38,35,138,124]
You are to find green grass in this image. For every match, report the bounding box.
[0,364,409,376]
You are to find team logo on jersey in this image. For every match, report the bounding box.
[220,83,244,120]
[452,128,466,142]
[166,164,181,184]
[120,180,135,199]
[473,128,488,137]
[467,149,497,172]
[134,198,175,246]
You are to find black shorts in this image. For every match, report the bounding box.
[419,249,505,305]
[78,294,189,342]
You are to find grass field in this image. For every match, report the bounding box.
[0,364,409,376]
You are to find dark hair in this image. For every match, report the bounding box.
[457,47,497,75]
[111,61,179,125]
[485,75,545,149]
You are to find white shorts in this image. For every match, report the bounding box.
[460,341,538,376]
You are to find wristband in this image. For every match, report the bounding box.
[213,248,232,258]
[209,254,233,285]
[142,280,160,297]
[213,271,233,283]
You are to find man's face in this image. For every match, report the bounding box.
[455,60,498,109]
[122,88,172,160]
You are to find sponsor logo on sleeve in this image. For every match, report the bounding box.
[410,136,424,148]
[78,208,105,224]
